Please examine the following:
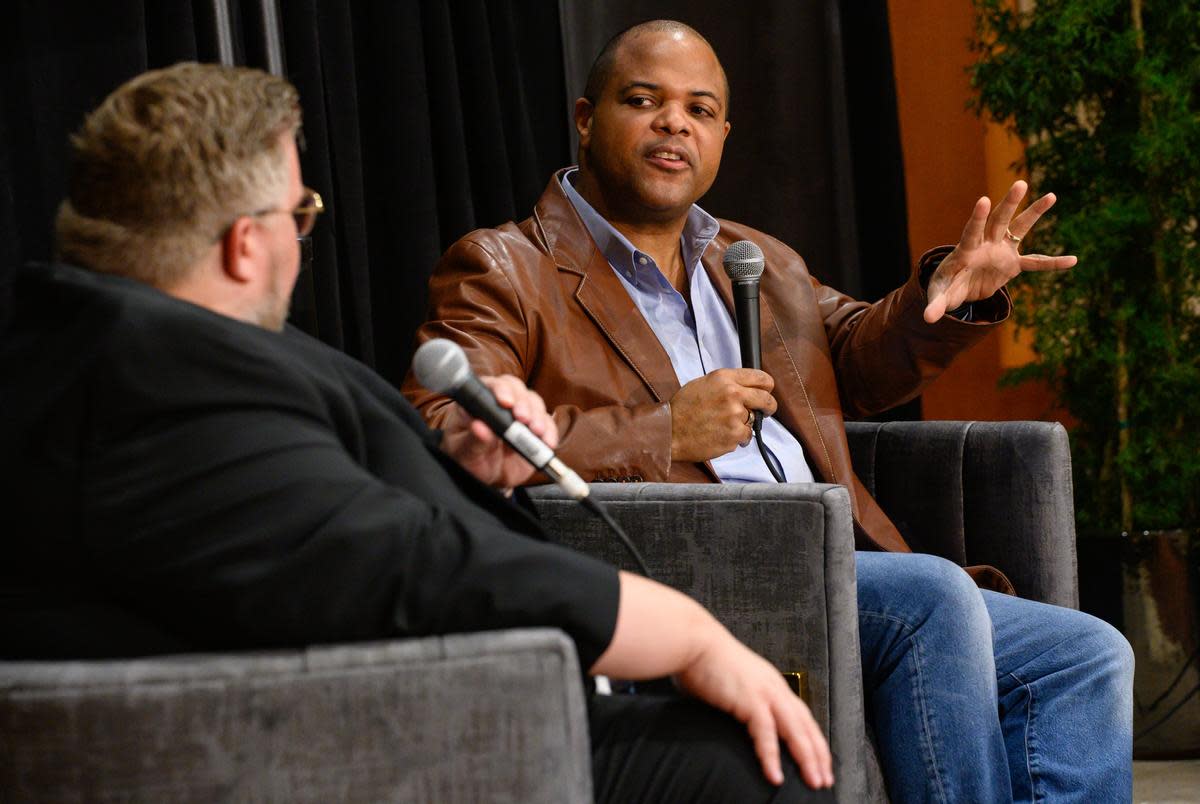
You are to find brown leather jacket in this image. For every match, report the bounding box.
[403,170,1014,589]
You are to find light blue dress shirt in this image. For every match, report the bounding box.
[561,169,814,484]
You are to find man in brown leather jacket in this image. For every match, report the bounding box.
[404,20,1133,803]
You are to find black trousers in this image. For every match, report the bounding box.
[589,691,836,803]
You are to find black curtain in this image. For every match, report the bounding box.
[279,1,569,382]
[1,3,191,318]
[0,0,568,385]
[837,1,912,305]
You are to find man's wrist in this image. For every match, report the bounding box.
[918,250,973,321]
[945,302,974,322]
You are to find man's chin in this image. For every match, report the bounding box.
[632,180,702,219]
[636,196,696,223]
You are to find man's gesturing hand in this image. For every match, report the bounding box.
[439,375,557,491]
[669,368,777,462]
[924,180,1077,323]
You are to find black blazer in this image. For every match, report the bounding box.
[0,263,618,664]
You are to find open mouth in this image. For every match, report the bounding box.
[645,148,689,170]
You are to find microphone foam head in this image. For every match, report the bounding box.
[412,338,471,394]
[722,240,765,281]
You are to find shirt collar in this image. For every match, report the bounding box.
[560,168,720,285]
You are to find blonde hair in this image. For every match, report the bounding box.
[55,62,301,288]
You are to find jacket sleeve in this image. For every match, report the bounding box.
[814,247,1012,419]
[402,235,674,483]
[80,380,621,670]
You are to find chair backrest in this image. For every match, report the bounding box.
[846,420,1079,608]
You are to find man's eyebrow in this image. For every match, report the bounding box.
[690,89,723,109]
[616,81,724,109]
[617,81,661,95]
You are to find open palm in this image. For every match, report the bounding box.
[924,180,1077,323]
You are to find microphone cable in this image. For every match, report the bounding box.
[753,416,788,484]
[579,494,652,579]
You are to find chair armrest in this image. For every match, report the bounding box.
[846,420,1078,607]
[0,629,590,803]
[527,481,872,802]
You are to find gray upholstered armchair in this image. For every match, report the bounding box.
[528,419,1079,803]
[1,421,1077,803]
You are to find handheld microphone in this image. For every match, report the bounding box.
[722,240,766,432]
[412,338,590,501]
[723,240,786,483]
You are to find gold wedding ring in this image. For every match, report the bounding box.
[745,409,754,427]
[1004,228,1022,244]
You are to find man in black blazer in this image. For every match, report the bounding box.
[0,63,832,801]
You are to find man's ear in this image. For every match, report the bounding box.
[574,97,595,146]
[220,216,259,285]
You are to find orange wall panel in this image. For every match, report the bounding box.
[887,0,1064,422]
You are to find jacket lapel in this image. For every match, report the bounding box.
[572,253,683,404]
[531,171,682,404]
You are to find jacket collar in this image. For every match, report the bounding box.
[531,168,601,278]
[557,168,721,286]
[531,169,683,405]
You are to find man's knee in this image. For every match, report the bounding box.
[857,551,988,628]
[1077,612,1135,685]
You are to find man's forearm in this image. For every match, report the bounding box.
[590,570,715,678]
[825,276,1009,418]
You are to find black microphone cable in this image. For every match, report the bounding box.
[579,495,651,578]
[754,421,787,484]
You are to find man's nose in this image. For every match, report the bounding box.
[653,102,690,136]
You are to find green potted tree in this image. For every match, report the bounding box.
[970,0,1200,756]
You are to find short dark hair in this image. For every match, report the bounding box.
[582,20,729,113]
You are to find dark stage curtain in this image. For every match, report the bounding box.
[0,0,569,385]
[279,0,569,382]
[0,1,258,333]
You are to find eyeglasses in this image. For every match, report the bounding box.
[250,188,325,238]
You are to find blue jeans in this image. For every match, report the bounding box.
[856,552,1133,803]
